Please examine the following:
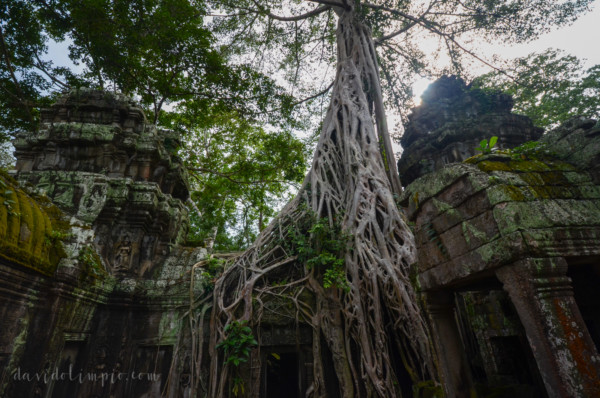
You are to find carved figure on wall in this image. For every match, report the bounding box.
[113,236,132,274]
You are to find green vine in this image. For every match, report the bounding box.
[44,229,72,246]
[216,320,258,396]
[287,211,351,292]
[200,257,225,292]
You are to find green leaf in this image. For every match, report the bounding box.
[478,139,488,152]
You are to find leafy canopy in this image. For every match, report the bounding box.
[206,0,594,123]
[473,49,600,128]
[162,104,307,250]
[1,0,301,130]
[1,0,309,249]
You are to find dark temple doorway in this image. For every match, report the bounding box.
[265,351,300,398]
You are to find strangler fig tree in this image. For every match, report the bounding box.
[203,0,593,396]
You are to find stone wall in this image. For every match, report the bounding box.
[399,78,600,397]
[397,76,543,186]
[0,89,207,398]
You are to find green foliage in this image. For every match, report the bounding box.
[288,212,351,292]
[473,49,600,128]
[231,376,245,397]
[323,264,349,292]
[44,229,72,246]
[476,136,498,154]
[173,108,308,251]
[77,245,106,278]
[509,140,554,160]
[214,320,254,395]
[200,257,225,292]
[0,0,88,138]
[216,320,258,366]
[0,0,301,135]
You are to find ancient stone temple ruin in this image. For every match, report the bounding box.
[1,80,600,397]
[399,76,600,397]
[1,89,206,397]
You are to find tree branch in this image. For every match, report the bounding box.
[374,0,438,44]
[362,3,423,25]
[363,2,518,82]
[307,0,348,9]
[0,26,34,126]
[33,52,70,89]
[188,167,293,186]
[374,21,418,44]
[248,0,331,22]
[294,80,335,106]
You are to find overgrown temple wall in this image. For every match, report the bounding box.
[0,89,207,398]
[1,80,600,397]
[399,77,600,397]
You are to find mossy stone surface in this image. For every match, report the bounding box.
[0,172,66,275]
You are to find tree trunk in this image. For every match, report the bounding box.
[208,6,437,397]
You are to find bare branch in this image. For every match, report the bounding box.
[374,0,438,44]
[33,52,70,90]
[363,2,422,24]
[363,2,519,82]
[307,0,348,9]
[296,80,334,106]
[374,21,419,44]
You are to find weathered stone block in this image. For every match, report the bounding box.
[398,76,543,185]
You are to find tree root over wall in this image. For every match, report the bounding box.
[208,7,438,398]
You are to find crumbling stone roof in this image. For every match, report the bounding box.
[400,115,600,289]
[397,76,543,186]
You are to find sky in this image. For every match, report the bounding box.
[47,2,600,98]
[412,2,600,98]
[45,1,600,108]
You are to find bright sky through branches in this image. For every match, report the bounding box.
[411,2,599,101]
[45,1,599,142]
[47,2,598,98]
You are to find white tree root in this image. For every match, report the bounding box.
[208,8,437,398]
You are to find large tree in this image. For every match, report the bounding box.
[0,0,298,128]
[206,0,594,397]
[1,0,308,245]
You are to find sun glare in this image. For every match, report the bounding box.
[412,78,433,105]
